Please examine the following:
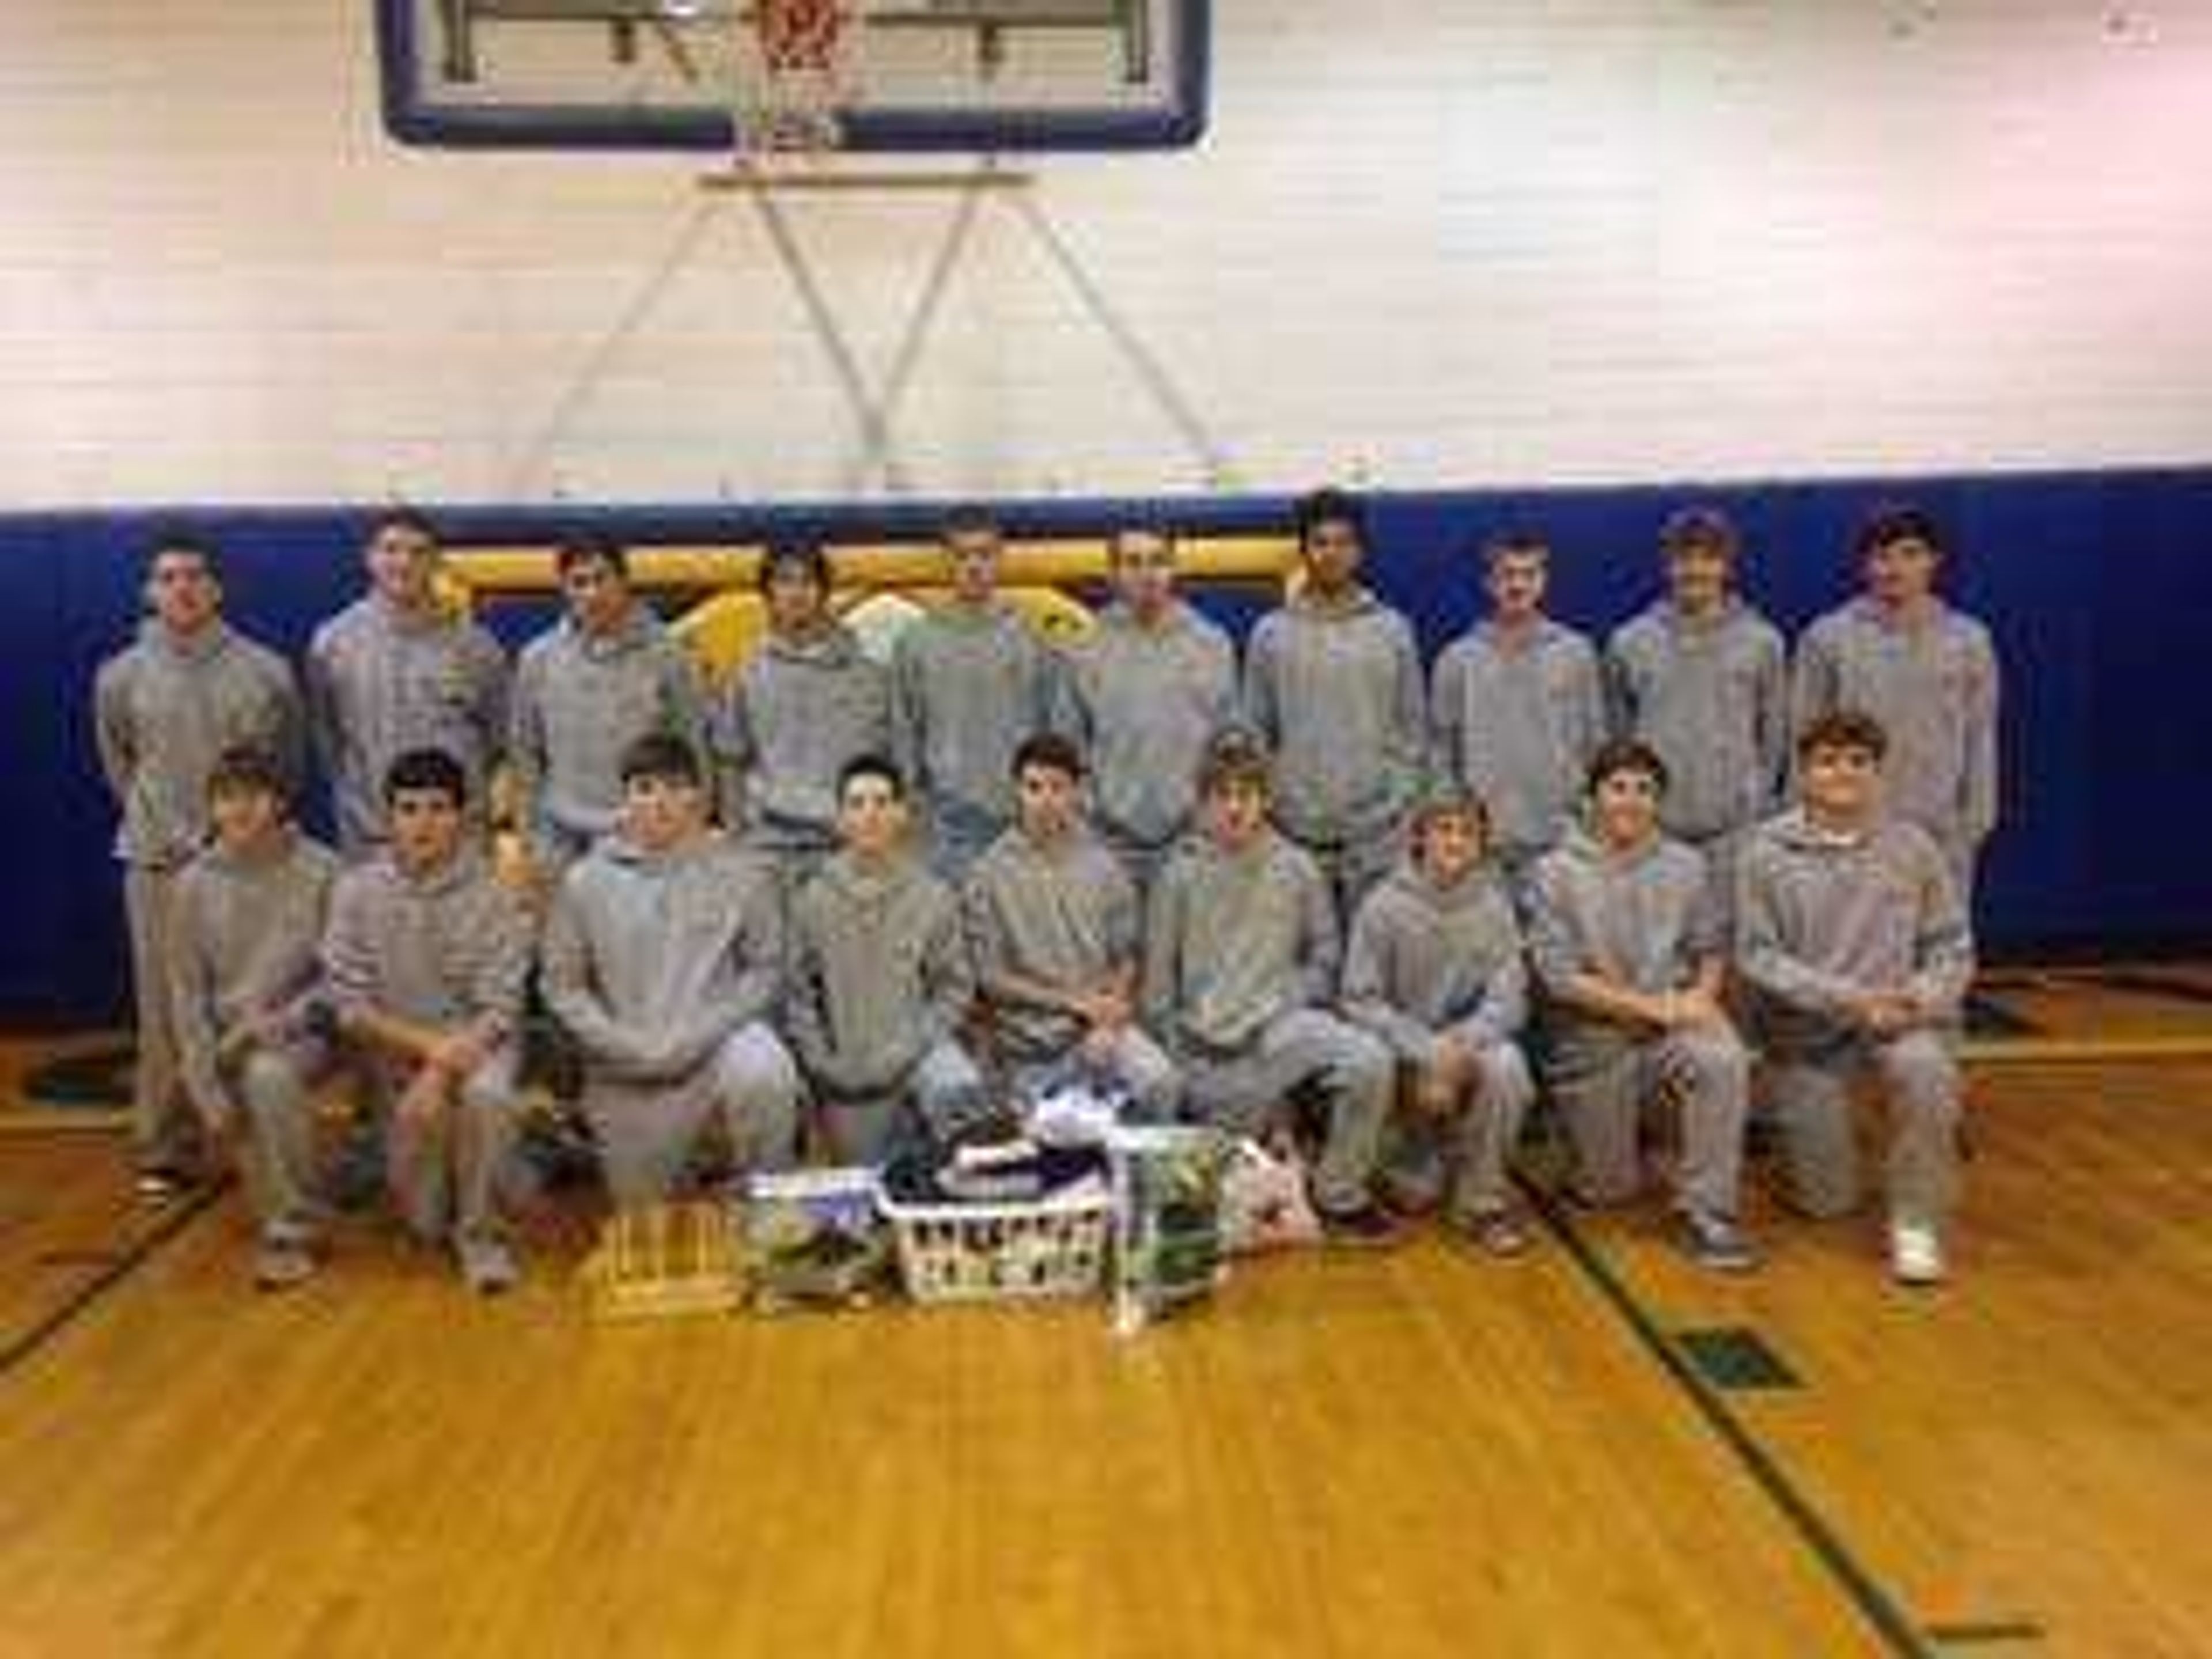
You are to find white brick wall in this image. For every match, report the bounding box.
[2,0,2209,506]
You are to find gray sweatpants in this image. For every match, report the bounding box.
[1381,1041,1535,1221]
[228,1042,334,1247]
[1179,1009,1393,1215]
[584,1023,800,1208]
[1289,831,1402,933]
[380,1048,522,1249]
[1549,1025,1750,1219]
[1766,1029,1963,1230]
[124,865,199,1173]
[814,1038,990,1165]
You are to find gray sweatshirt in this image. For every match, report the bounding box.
[1604,599,1788,843]
[716,624,890,853]
[1791,597,2001,851]
[166,828,339,1116]
[1057,600,1237,853]
[1244,588,1426,851]
[1430,618,1606,860]
[93,620,305,869]
[962,825,1142,1061]
[323,850,529,1041]
[541,831,783,1081]
[1528,826,1722,1063]
[1340,860,1527,1068]
[1735,808,1976,1049]
[305,596,510,855]
[1142,831,1337,1057]
[787,853,974,1097]
[889,602,1059,847]
[510,610,711,852]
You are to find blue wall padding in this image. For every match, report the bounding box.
[5,467,2206,1023]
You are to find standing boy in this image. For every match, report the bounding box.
[542,734,799,1207]
[1243,489,1426,912]
[889,511,1060,881]
[1342,784,1536,1253]
[786,756,989,1162]
[166,747,340,1289]
[1792,505,2000,907]
[1431,530,1606,885]
[305,510,509,859]
[963,734,1178,1120]
[323,749,532,1293]
[1736,711,1975,1285]
[510,536,711,870]
[1143,733,1397,1242]
[1055,525,1237,893]
[1527,741,1757,1270]
[94,532,305,1195]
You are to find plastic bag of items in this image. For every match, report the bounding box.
[743,1168,895,1314]
[1219,1136,1323,1255]
[1108,1124,1230,1336]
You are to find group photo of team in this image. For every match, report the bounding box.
[97,487,1999,1298]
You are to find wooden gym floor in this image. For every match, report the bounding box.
[0,974,2208,1658]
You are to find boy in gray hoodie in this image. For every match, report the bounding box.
[1528,741,1757,1271]
[305,510,509,860]
[323,749,532,1293]
[1243,490,1426,914]
[787,755,988,1162]
[510,536,712,870]
[1431,531,1606,882]
[715,541,890,891]
[543,734,800,1207]
[166,747,340,1289]
[1737,711,1975,1286]
[963,733,1178,1120]
[1143,733,1398,1243]
[1055,525,1237,893]
[1792,505,2001,910]
[889,512,1060,882]
[1342,783,1536,1253]
[1604,507,1788,889]
[94,532,305,1195]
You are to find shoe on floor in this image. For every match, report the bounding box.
[1316,1202,1402,1248]
[1888,1220,1946,1286]
[253,1238,320,1292]
[1452,1206,1533,1257]
[1679,1208,1760,1274]
[457,1237,521,1296]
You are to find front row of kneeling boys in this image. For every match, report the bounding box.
[165,706,1970,1297]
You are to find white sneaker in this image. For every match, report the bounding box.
[1888,1221,1946,1286]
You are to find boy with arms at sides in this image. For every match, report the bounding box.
[1243,489,1426,914]
[1341,783,1537,1255]
[1143,733,1398,1244]
[787,756,990,1162]
[541,734,800,1209]
[1528,741,1758,1271]
[1056,525,1237,894]
[166,747,341,1289]
[322,748,532,1294]
[1604,506,1787,893]
[1736,712,1974,1286]
[962,733,1179,1121]
[1431,530,1606,888]
[889,510,1060,882]
[1792,504,2000,910]
[94,531,305,1197]
[305,509,509,861]
[510,535,712,874]
[715,540,890,895]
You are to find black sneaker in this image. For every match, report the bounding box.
[1679,1209,1760,1274]
[1317,1203,1402,1249]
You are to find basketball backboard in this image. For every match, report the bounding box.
[376,0,1210,152]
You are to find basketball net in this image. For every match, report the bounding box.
[736,0,864,158]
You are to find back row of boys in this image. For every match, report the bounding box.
[95,492,1997,1288]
